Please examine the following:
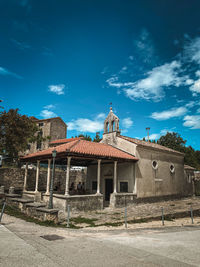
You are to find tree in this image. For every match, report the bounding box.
[0,109,39,162]
[93,132,101,142]
[76,134,92,141]
[157,132,186,153]
[157,132,200,170]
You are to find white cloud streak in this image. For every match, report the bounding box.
[151,106,188,121]
[40,110,57,119]
[48,84,65,95]
[0,66,22,79]
[183,115,200,129]
[107,61,183,101]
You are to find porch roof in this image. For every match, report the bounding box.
[22,139,138,162]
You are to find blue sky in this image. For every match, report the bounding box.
[1,0,200,149]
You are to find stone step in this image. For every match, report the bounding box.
[26,202,46,208]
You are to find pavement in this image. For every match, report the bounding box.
[1,214,200,266]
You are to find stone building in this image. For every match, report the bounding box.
[20,108,193,211]
[26,117,67,154]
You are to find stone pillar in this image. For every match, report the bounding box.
[113,161,117,193]
[35,160,40,193]
[65,157,71,196]
[96,159,101,194]
[45,159,51,195]
[23,162,28,191]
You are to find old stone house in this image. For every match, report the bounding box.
[20,108,193,211]
[26,117,67,154]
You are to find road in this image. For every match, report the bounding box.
[0,214,200,266]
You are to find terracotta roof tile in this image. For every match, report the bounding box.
[50,137,83,145]
[22,140,138,161]
[120,135,184,155]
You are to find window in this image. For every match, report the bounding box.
[169,164,175,173]
[92,181,97,190]
[38,122,44,127]
[120,182,128,193]
[152,160,158,170]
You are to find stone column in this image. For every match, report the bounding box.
[23,162,28,191]
[45,159,51,195]
[65,157,71,196]
[113,161,117,193]
[35,160,40,192]
[96,159,101,194]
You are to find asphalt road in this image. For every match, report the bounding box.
[1,215,200,267]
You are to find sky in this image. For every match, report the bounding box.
[1,0,200,149]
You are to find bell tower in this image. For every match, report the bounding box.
[103,107,120,134]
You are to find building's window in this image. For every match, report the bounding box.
[38,122,44,127]
[169,164,175,173]
[120,181,128,193]
[152,160,158,170]
[36,130,43,149]
[92,181,97,190]
[27,144,31,150]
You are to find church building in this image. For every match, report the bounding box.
[21,108,193,210]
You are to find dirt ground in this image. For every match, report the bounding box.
[59,196,200,228]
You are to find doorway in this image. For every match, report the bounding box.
[105,179,113,201]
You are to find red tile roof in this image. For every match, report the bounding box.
[120,135,184,155]
[22,139,138,161]
[50,137,83,145]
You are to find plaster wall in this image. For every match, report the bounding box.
[135,147,186,198]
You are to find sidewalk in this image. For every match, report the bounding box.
[0,225,57,267]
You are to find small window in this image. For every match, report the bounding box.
[39,122,44,127]
[170,164,175,173]
[120,182,128,193]
[152,160,158,170]
[92,181,97,190]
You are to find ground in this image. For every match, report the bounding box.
[1,214,200,266]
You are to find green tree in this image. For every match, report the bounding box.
[93,132,101,142]
[157,132,186,153]
[76,134,92,141]
[0,109,39,162]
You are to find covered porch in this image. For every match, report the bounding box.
[21,139,138,211]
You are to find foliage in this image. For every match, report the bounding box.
[157,132,200,170]
[93,132,101,142]
[157,132,186,153]
[0,109,40,162]
[73,133,101,142]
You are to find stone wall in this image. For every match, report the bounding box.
[0,168,86,193]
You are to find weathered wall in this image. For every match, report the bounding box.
[0,168,86,193]
[50,119,67,141]
[135,147,191,198]
[101,132,192,199]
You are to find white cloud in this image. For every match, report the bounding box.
[122,117,133,129]
[148,133,160,140]
[183,115,200,129]
[44,104,55,110]
[184,37,200,65]
[134,28,155,63]
[96,113,106,119]
[197,108,200,113]
[67,114,104,133]
[151,106,188,121]
[48,84,65,95]
[40,110,57,119]
[0,66,22,79]
[107,61,183,101]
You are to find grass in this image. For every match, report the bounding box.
[0,204,80,229]
[70,216,98,227]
